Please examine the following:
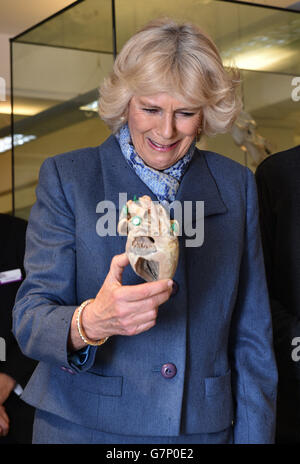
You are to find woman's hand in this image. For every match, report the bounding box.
[69,253,173,351]
[0,405,9,437]
[0,373,16,405]
[0,373,15,437]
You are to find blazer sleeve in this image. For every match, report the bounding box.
[229,168,278,444]
[12,157,97,372]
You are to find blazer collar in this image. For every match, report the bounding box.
[98,135,227,218]
[175,147,227,217]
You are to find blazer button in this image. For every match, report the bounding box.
[171,280,179,296]
[161,363,177,379]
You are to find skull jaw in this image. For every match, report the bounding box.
[126,242,179,282]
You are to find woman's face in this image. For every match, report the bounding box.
[127,93,202,170]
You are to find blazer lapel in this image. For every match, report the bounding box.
[176,148,228,218]
[99,135,159,210]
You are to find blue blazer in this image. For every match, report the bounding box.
[13,135,277,443]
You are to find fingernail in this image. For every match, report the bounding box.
[168,280,173,288]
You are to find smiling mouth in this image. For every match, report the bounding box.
[147,138,179,151]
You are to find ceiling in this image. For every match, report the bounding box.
[0,0,78,37]
[0,0,299,39]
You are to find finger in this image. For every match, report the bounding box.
[120,288,171,316]
[0,406,9,424]
[134,318,157,335]
[121,306,158,327]
[142,287,172,309]
[0,426,9,437]
[118,279,173,303]
[108,253,130,284]
[0,411,9,436]
[119,315,158,337]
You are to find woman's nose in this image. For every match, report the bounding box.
[159,113,176,139]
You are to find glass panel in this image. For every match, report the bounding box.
[115,0,300,75]
[9,0,114,219]
[14,0,113,54]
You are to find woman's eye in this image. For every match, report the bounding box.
[142,108,158,114]
[179,112,195,117]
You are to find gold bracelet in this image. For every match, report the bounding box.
[76,299,109,346]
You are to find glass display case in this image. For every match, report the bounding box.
[2,0,299,218]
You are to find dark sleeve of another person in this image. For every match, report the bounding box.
[0,214,37,388]
[255,158,300,377]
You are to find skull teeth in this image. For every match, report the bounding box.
[131,236,156,255]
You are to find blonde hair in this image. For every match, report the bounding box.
[99,17,241,136]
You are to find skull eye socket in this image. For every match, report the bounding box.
[131,216,142,226]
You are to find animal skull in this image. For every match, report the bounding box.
[231,110,273,168]
[118,195,179,282]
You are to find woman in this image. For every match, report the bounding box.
[13,18,277,444]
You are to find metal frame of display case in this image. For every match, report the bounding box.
[7,0,300,216]
[8,0,117,214]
